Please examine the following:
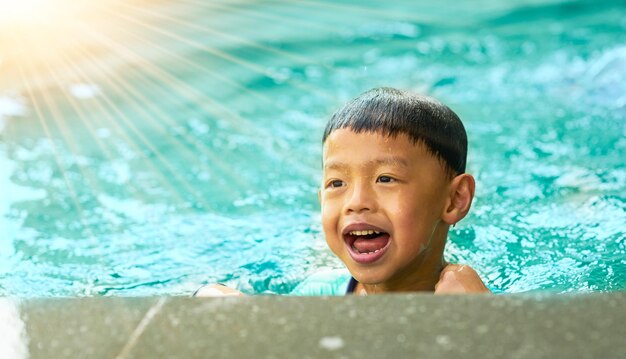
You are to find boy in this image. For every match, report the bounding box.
[196,87,489,297]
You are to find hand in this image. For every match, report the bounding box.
[434,264,491,294]
[194,284,245,297]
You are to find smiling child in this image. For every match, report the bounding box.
[291,87,490,295]
[195,87,489,297]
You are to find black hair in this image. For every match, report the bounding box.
[322,87,467,175]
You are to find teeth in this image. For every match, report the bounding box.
[349,230,381,236]
[352,248,382,254]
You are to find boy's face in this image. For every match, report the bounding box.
[320,129,452,286]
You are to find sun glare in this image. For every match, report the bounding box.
[0,0,62,25]
[0,0,108,30]
[0,0,126,88]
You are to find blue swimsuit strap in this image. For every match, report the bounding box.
[346,277,358,294]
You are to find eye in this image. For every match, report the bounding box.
[377,175,395,183]
[327,179,345,188]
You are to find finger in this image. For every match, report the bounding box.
[194,285,244,297]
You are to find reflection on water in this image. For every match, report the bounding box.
[0,299,28,359]
[0,0,625,295]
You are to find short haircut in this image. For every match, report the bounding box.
[323,87,467,175]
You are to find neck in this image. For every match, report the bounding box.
[357,223,449,294]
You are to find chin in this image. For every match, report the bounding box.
[348,266,390,285]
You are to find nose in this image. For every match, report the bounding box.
[344,180,377,214]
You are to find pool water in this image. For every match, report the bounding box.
[0,0,624,296]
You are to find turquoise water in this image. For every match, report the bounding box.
[0,0,624,296]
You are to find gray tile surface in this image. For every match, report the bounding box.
[3,292,625,358]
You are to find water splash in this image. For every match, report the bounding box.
[0,0,624,295]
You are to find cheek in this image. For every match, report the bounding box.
[320,198,345,254]
[391,207,421,234]
[387,192,437,230]
[320,198,338,233]
[386,189,420,215]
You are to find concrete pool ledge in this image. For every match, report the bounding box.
[1,292,625,358]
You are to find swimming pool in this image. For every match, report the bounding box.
[0,0,624,296]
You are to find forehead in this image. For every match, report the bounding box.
[323,129,434,169]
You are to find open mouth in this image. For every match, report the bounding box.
[343,227,391,264]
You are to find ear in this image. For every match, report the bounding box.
[441,174,475,225]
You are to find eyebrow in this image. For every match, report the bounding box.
[324,156,409,170]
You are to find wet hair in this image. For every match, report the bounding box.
[323,87,467,176]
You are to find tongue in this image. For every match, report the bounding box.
[353,234,389,253]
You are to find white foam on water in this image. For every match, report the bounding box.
[0,299,29,359]
[0,96,25,118]
[97,159,131,185]
[69,83,101,99]
[0,150,46,264]
[96,127,111,138]
[97,193,169,224]
[0,95,27,133]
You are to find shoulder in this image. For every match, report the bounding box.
[289,269,352,296]
[435,264,491,294]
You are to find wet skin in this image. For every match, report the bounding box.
[320,129,474,293]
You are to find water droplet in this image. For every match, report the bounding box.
[319,336,345,351]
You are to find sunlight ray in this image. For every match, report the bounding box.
[23,52,119,236]
[41,60,127,168]
[71,19,317,182]
[51,49,193,208]
[178,0,333,33]
[60,42,226,211]
[272,0,422,22]
[39,44,164,219]
[67,25,252,195]
[71,20,297,155]
[16,33,119,279]
[95,5,332,100]
[98,13,282,111]
[10,33,97,241]
[118,1,326,70]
